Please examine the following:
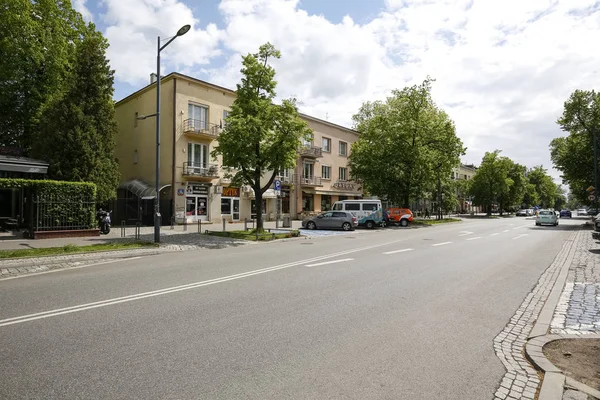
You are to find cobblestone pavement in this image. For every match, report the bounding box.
[551,229,600,335]
[492,229,579,400]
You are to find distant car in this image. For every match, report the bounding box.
[559,209,572,218]
[535,210,558,226]
[526,209,535,216]
[516,209,528,216]
[387,208,414,227]
[587,208,599,217]
[577,209,588,216]
[302,211,358,231]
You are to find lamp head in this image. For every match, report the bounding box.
[177,25,191,36]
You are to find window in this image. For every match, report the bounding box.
[222,110,230,127]
[322,165,331,180]
[345,203,360,211]
[339,141,348,156]
[188,103,208,130]
[302,134,313,147]
[332,203,343,211]
[321,195,331,211]
[303,162,314,178]
[322,137,331,152]
[339,167,348,181]
[333,212,347,218]
[187,143,209,168]
[362,203,379,211]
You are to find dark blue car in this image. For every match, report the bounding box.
[559,209,572,218]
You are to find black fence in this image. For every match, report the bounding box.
[109,197,173,227]
[33,195,96,231]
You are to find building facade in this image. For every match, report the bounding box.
[114,73,361,225]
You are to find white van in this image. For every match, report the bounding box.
[331,199,384,229]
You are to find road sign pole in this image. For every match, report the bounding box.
[594,126,599,210]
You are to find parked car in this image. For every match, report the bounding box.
[559,209,572,218]
[331,199,384,229]
[577,208,588,216]
[387,208,414,227]
[516,209,528,216]
[301,211,358,231]
[526,208,535,216]
[535,210,558,226]
[587,208,599,217]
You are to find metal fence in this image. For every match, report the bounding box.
[33,195,96,231]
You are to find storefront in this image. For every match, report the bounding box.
[185,183,211,222]
[280,189,290,214]
[221,186,240,221]
[320,195,332,211]
[302,192,314,212]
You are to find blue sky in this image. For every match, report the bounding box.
[76,0,600,180]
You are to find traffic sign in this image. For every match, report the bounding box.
[274,180,281,191]
[587,186,595,193]
[589,194,596,201]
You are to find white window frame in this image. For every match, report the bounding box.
[188,142,209,169]
[339,167,348,181]
[321,165,331,180]
[303,162,314,178]
[322,137,331,152]
[339,141,348,156]
[188,103,208,131]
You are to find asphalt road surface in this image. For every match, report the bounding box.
[0,217,580,399]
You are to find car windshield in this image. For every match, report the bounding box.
[539,211,553,216]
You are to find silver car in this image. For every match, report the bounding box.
[302,211,358,231]
[535,210,558,226]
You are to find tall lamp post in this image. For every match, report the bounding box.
[141,24,190,243]
[593,126,599,211]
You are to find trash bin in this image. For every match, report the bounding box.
[282,215,291,228]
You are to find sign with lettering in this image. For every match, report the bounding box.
[332,182,356,190]
[222,186,240,197]
[186,184,210,196]
[0,146,23,157]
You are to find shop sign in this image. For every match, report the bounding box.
[222,186,240,197]
[333,182,356,190]
[186,183,210,195]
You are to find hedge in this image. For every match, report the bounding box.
[0,178,97,230]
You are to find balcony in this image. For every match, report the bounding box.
[298,145,323,158]
[183,119,220,140]
[182,162,220,181]
[278,174,296,185]
[299,175,322,187]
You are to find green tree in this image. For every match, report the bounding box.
[527,166,557,208]
[469,151,512,215]
[212,43,312,231]
[0,0,84,151]
[506,161,528,211]
[348,78,465,207]
[31,23,120,202]
[553,185,567,210]
[551,89,600,205]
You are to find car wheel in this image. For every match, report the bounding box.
[307,221,317,230]
[400,219,409,227]
[342,222,352,231]
[366,220,375,229]
[535,223,540,226]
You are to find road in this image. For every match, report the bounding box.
[0,217,579,399]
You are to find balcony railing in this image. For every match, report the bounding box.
[278,174,296,185]
[298,145,323,158]
[183,119,220,139]
[299,175,322,186]
[182,162,220,180]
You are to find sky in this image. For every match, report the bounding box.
[76,0,600,183]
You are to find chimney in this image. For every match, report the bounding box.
[150,73,157,84]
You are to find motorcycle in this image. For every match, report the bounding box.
[97,209,112,235]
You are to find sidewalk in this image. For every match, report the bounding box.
[0,219,305,251]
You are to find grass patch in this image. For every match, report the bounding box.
[413,218,462,225]
[206,229,300,241]
[0,241,157,259]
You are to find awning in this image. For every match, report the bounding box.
[119,179,156,199]
[248,188,278,199]
[0,156,48,174]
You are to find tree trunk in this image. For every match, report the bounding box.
[255,184,264,231]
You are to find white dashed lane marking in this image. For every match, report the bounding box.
[383,249,414,255]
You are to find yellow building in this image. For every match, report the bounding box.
[114,72,361,225]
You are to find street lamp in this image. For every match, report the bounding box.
[151,24,190,243]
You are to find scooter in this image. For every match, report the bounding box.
[97,209,112,235]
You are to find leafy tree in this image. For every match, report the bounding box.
[551,89,600,205]
[348,78,465,207]
[506,162,528,211]
[553,185,567,210]
[31,24,120,202]
[469,151,512,215]
[527,166,557,208]
[212,43,312,231]
[0,0,84,151]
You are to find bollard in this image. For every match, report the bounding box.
[183,217,187,232]
[276,218,279,229]
[244,218,248,231]
[198,219,201,233]
[121,220,125,238]
[135,222,141,240]
[171,216,175,230]
[222,218,226,232]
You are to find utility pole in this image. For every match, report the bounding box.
[594,126,599,210]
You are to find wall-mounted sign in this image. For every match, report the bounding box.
[222,186,240,197]
[186,183,210,195]
[177,188,185,196]
[333,182,356,190]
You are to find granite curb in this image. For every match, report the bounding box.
[525,333,600,400]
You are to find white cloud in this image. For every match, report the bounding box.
[73,0,93,22]
[103,0,600,181]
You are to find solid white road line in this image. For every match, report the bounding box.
[513,234,529,240]
[383,249,414,255]
[0,257,145,281]
[305,258,354,267]
[466,237,481,241]
[0,238,407,328]
[432,242,452,247]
